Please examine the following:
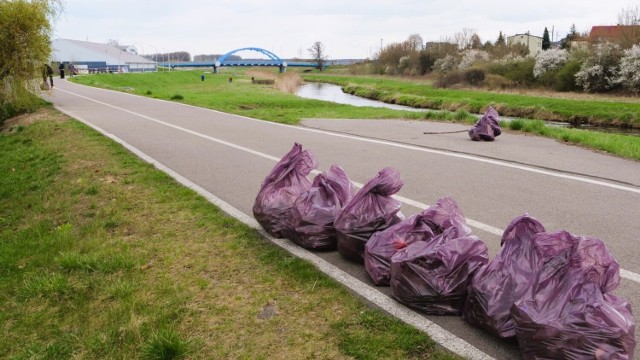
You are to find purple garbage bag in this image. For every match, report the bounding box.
[469,106,502,141]
[390,227,489,315]
[283,165,355,250]
[463,214,546,338]
[253,143,318,238]
[512,232,635,359]
[364,197,472,286]
[334,167,404,262]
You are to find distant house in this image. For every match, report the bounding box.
[589,25,640,48]
[51,39,156,73]
[507,33,543,56]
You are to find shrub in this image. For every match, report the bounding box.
[553,59,582,92]
[463,68,486,86]
[616,44,640,93]
[575,42,622,92]
[170,94,184,100]
[487,57,536,86]
[483,74,514,90]
[433,54,457,73]
[534,49,568,78]
[459,50,490,70]
[434,70,463,88]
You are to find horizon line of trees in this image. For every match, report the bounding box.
[353,6,640,94]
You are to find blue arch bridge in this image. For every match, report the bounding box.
[157,47,325,73]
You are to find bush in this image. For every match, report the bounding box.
[483,74,514,90]
[617,44,640,93]
[575,42,622,92]
[534,49,568,78]
[463,68,486,86]
[434,70,463,88]
[170,94,184,100]
[487,58,536,87]
[553,59,582,92]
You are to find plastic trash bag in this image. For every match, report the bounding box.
[511,232,636,359]
[283,165,355,250]
[469,106,502,141]
[334,167,404,262]
[390,227,489,315]
[253,143,318,238]
[463,214,546,338]
[364,197,472,286]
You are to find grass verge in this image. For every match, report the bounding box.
[0,106,459,359]
[70,69,476,125]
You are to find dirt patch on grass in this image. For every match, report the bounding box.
[1,107,68,134]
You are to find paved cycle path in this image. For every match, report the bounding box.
[45,80,640,359]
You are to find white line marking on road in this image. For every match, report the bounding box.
[60,109,496,360]
[58,84,640,195]
[55,87,640,285]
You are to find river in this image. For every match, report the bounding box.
[295,82,640,136]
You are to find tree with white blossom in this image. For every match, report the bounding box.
[458,50,489,70]
[616,44,640,93]
[575,42,621,92]
[533,49,568,78]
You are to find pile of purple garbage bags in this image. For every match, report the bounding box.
[253,143,636,359]
[469,106,502,141]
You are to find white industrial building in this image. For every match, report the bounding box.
[51,38,156,73]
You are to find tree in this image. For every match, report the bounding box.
[617,5,640,48]
[454,28,476,50]
[560,24,578,49]
[0,0,62,122]
[542,27,551,50]
[616,44,640,92]
[406,33,424,51]
[575,42,622,92]
[308,41,328,71]
[495,31,506,46]
[470,33,482,49]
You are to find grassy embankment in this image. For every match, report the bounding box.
[302,73,640,128]
[71,69,640,161]
[0,107,459,359]
[71,69,473,125]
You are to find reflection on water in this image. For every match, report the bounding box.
[296,82,426,112]
[296,82,640,136]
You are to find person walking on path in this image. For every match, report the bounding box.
[42,63,54,88]
[58,62,65,79]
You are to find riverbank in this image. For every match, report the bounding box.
[302,73,640,129]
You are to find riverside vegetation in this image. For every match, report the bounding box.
[71,69,640,161]
[0,107,460,359]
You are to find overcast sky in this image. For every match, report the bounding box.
[53,0,636,59]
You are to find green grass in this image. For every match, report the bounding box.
[302,73,640,128]
[0,107,459,359]
[499,118,640,160]
[70,69,476,125]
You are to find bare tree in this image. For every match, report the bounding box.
[617,5,640,48]
[308,41,328,70]
[107,39,120,47]
[454,28,476,50]
[406,33,424,51]
[470,33,482,49]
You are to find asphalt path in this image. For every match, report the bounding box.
[45,79,640,359]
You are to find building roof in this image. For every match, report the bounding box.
[507,33,543,40]
[590,25,640,41]
[51,38,155,65]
